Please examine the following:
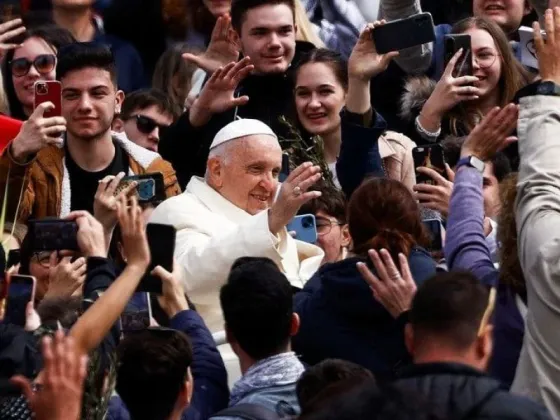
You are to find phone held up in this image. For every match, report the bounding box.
[372,12,435,54]
[4,274,36,327]
[34,80,62,118]
[444,34,473,78]
[119,292,152,336]
[114,172,166,204]
[423,218,444,253]
[412,144,448,185]
[28,218,79,251]
[287,214,318,244]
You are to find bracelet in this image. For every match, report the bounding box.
[415,115,441,141]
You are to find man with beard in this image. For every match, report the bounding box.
[0,43,179,223]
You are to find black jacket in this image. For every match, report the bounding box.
[392,362,551,420]
[159,41,316,188]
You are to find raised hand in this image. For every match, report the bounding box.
[153,263,189,318]
[11,330,88,420]
[357,249,417,318]
[534,7,560,84]
[348,21,399,81]
[10,102,66,163]
[413,164,455,216]
[66,211,107,258]
[116,195,150,271]
[420,49,481,129]
[460,103,518,161]
[45,255,87,299]
[0,18,25,59]
[269,162,322,235]
[189,57,254,127]
[93,173,137,235]
[182,15,240,74]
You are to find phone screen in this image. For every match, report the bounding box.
[412,145,447,184]
[5,275,35,327]
[423,219,443,252]
[120,292,151,335]
[30,219,79,251]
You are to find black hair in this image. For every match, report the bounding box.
[36,296,83,328]
[116,329,193,420]
[292,48,349,90]
[409,271,491,350]
[1,24,75,120]
[230,0,296,32]
[299,181,347,224]
[120,88,179,121]
[56,42,118,86]
[297,359,372,412]
[220,256,293,360]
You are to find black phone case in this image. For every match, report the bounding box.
[372,13,435,54]
[28,219,79,251]
[444,34,473,77]
[412,145,447,184]
[136,223,177,294]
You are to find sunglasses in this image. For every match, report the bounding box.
[128,115,169,135]
[10,54,57,77]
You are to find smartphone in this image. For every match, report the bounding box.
[0,114,23,154]
[115,173,166,204]
[372,13,435,54]
[4,274,36,327]
[136,223,177,294]
[287,214,317,244]
[34,81,62,118]
[28,218,79,251]
[423,219,443,252]
[412,144,447,185]
[6,249,20,269]
[444,34,472,77]
[279,153,290,182]
[119,292,152,335]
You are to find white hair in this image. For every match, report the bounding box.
[204,140,236,182]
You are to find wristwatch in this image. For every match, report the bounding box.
[456,156,485,173]
[514,80,560,103]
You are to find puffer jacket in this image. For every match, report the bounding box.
[0,131,181,223]
[392,362,551,419]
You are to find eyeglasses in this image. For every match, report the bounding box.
[31,251,71,268]
[10,54,57,77]
[474,51,499,69]
[127,115,170,135]
[316,218,343,236]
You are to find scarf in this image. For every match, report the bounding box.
[229,352,305,407]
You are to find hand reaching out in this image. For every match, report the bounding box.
[348,21,399,81]
[182,14,240,74]
[66,211,107,258]
[357,249,417,318]
[116,195,150,272]
[93,172,137,235]
[189,57,254,127]
[268,162,322,235]
[154,263,189,319]
[11,330,88,420]
[534,7,560,84]
[413,164,455,216]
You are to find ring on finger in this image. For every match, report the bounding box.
[293,185,302,197]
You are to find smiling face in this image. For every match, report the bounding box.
[238,3,296,74]
[207,135,282,215]
[202,0,231,17]
[121,105,173,153]
[61,67,123,141]
[11,37,57,113]
[467,27,502,101]
[294,62,346,137]
[473,0,530,35]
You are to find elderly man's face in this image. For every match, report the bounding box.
[209,135,282,215]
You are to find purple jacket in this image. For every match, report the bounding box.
[444,167,524,389]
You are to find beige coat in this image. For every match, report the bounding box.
[379,130,416,191]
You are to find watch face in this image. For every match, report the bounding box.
[471,157,485,173]
[537,83,550,95]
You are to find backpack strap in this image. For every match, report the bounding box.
[213,403,281,420]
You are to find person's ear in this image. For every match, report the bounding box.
[112,117,125,133]
[475,324,494,370]
[207,157,225,188]
[404,323,414,356]
[523,0,532,15]
[115,90,125,114]
[340,223,351,248]
[290,313,300,336]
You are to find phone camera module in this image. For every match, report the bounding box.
[302,216,314,229]
[36,83,48,95]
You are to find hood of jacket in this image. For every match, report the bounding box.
[399,76,437,124]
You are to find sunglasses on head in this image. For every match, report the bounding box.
[10,54,57,77]
[128,115,169,135]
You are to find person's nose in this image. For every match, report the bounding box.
[148,126,160,141]
[260,171,277,191]
[26,64,40,78]
[308,93,321,109]
[77,94,93,113]
[268,32,282,49]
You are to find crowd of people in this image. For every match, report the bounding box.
[0,0,559,419]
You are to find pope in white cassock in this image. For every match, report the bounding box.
[149,118,324,333]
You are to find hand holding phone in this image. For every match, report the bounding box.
[287,214,317,244]
[4,274,36,327]
[412,145,448,185]
[115,173,165,204]
[371,13,435,54]
[120,292,152,335]
[34,81,62,118]
[423,219,445,253]
[444,34,473,78]
[29,219,79,251]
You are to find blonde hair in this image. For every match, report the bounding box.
[294,0,325,48]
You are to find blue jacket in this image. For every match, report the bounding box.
[107,310,229,420]
[293,250,436,377]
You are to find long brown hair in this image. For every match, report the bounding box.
[448,17,532,135]
[348,178,429,260]
[497,173,526,298]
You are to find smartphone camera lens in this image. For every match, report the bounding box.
[302,216,314,229]
[36,82,48,95]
